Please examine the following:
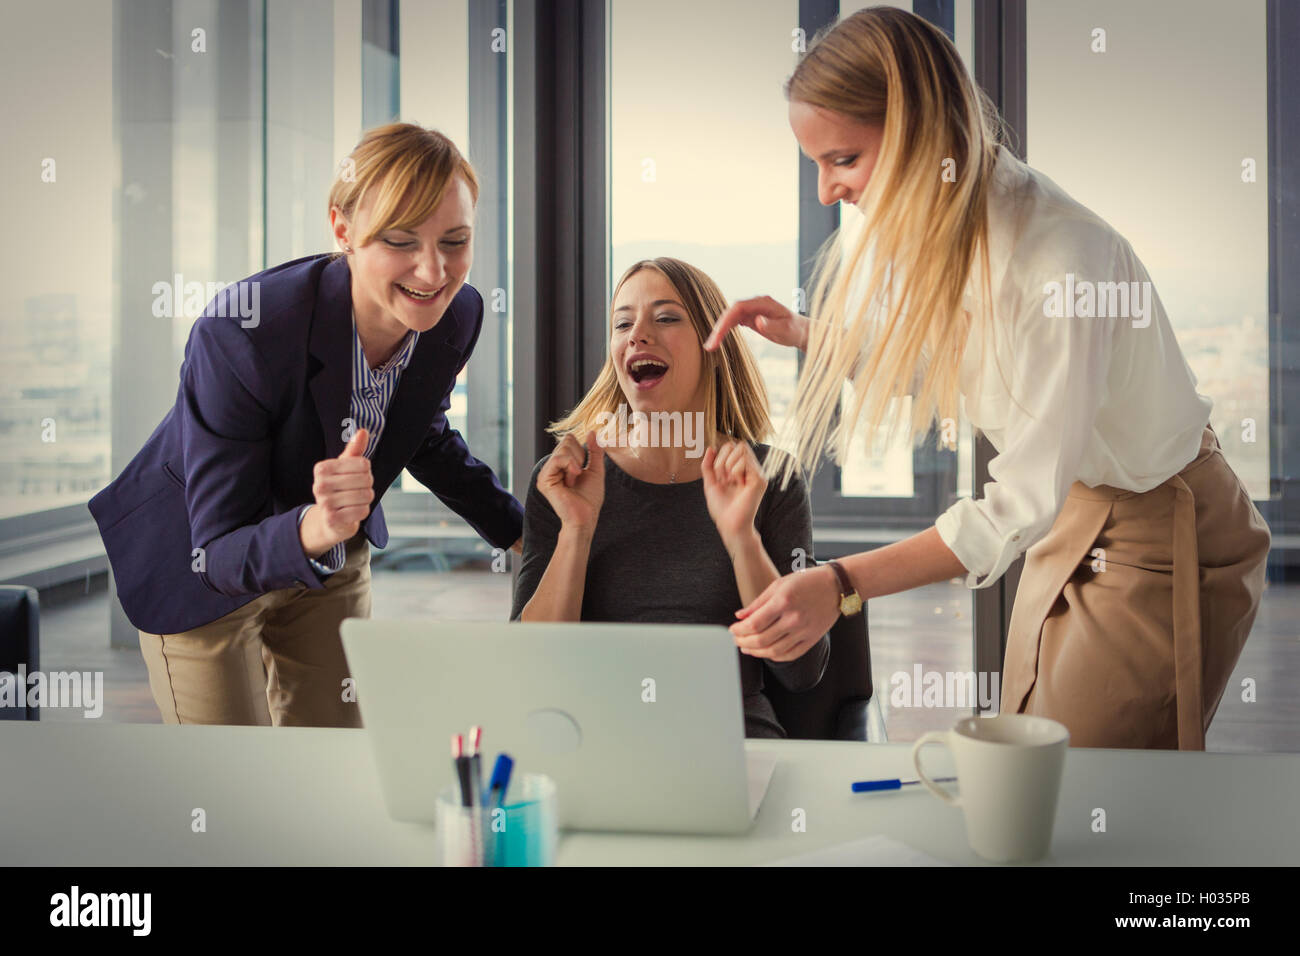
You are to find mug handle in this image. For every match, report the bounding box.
[911,731,961,807]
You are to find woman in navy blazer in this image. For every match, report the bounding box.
[89,124,522,726]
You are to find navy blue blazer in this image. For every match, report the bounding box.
[89,253,523,634]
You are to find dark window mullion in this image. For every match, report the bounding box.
[511,0,607,503]
[1264,0,1299,564]
[971,0,1026,704]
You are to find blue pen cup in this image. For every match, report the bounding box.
[434,773,558,867]
[492,773,559,867]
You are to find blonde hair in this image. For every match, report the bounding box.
[328,123,479,250]
[549,257,774,453]
[771,6,1007,487]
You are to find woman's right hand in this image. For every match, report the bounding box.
[300,427,374,557]
[538,431,605,532]
[703,295,809,353]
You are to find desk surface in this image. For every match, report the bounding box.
[2,722,1295,866]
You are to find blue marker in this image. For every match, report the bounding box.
[851,776,957,793]
[485,754,514,808]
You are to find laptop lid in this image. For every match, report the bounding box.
[340,619,769,835]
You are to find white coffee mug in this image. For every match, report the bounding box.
[911,714,1069,863]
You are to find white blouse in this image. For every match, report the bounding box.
[932,146,1212,589]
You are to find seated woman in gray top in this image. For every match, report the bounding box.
[510,256,830,737]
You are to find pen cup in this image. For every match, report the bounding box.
[434,773,558,867]
[491,773,559,867]
[434,789,493,867]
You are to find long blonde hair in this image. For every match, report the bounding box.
[771,6,1006,487]
[549,257,774,452]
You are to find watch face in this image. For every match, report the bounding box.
[840,592,863,616]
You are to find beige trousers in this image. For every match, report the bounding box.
[138,534,371,727]
[1001,426,1271,750]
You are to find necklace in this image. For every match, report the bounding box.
[629,446,688,484]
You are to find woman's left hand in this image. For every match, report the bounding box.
[730,564,841,661]
[702,441,767,547]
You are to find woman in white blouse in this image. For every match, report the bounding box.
[705,7,1270,750]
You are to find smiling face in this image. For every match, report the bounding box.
[330,175,475,338]
[788,100,885,207]
[610,267,709,416]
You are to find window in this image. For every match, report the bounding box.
[388,0,514,537]
[1026,0,1269,497]
[610,0,801,442]
[0,1,114,520]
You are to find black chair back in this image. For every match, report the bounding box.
[0,586,40,721]
[765,605,873,740]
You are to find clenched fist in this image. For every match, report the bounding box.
[538,431,605,533]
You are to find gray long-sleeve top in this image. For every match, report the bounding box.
[509,442,831,737]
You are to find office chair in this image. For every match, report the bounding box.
[764,596,886,742]
[0,585,40,721]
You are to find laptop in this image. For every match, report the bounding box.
[339,619,777,834]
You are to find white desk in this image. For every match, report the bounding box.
[1,722,1295,865]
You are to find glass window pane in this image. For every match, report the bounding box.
[1027,0,1269,497]
[840,392,916,496]
[610,0,801,439]
[389,1,512,500]
[836,0,973,501]
[0,2,113,519]
[1028,0,1285,750]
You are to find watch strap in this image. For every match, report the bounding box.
[827,559,863,616]
[827,559,854,598]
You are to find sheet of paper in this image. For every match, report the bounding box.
[746,752,778,819]
[760,834,953,867]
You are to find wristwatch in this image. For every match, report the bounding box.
[826,559,863,616]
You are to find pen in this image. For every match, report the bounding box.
[468,725,484,807]
[485,753,514,808]
[452,734,474,807]
[851,776,957,793]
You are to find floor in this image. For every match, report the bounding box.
[28,561,1300,752]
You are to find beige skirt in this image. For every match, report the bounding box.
[1001,425,1271,750]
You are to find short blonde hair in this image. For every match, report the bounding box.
[548,257,775,456]
[328,122,479,249]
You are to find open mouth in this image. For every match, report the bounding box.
[628,357,669,388]
[395,281,444,303]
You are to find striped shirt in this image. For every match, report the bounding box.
[298,310,420,575]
